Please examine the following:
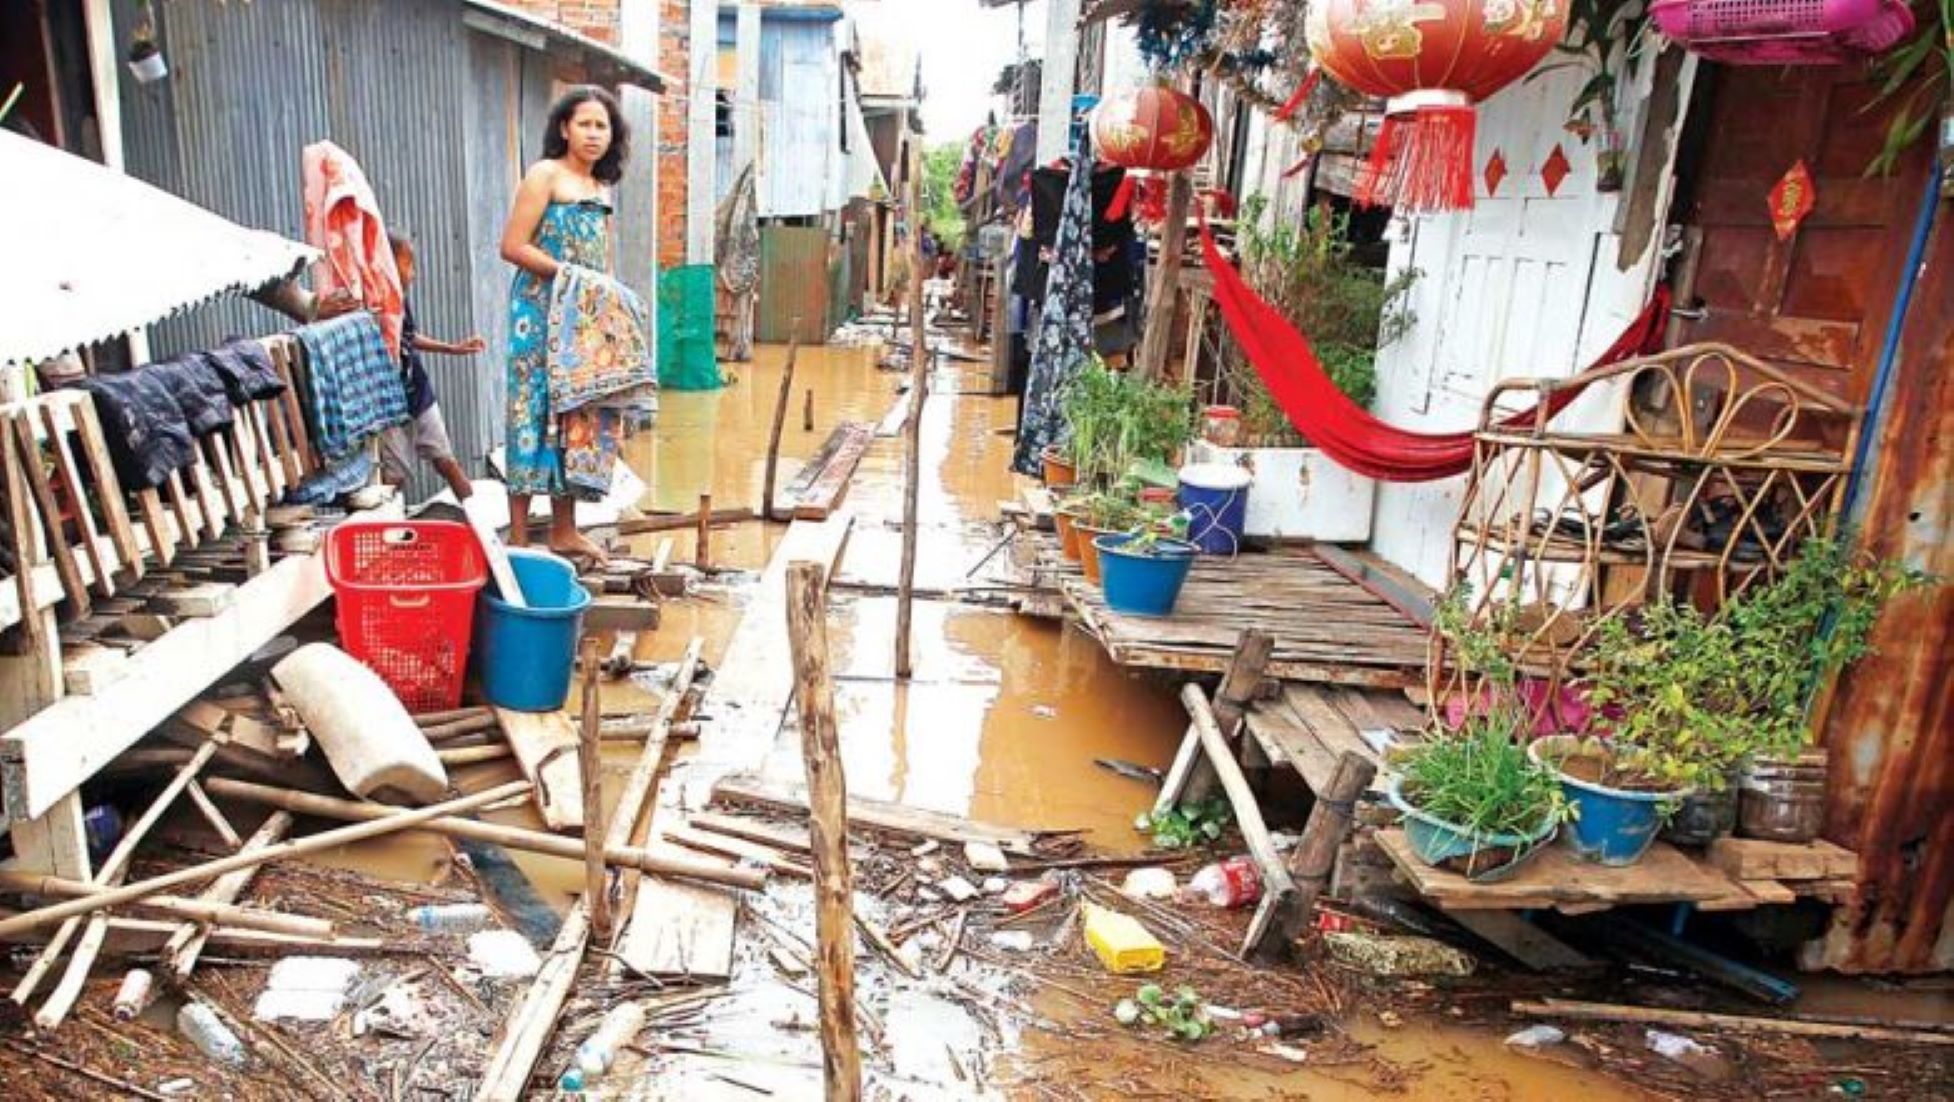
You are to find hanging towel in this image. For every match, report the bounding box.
[1012,130,1098,476]
[293,311,410,462]
[69,372,196,490]
[302,141,406,360]
[544,264,658,495]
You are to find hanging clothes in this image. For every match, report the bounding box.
[544,263,658,497]
[715,164,761,362]
[1012,131,1099,476]
[1195,215,1671,482]
[507,198,612,500]
[69,371,196,490]
[145,356,235,437]
[194,339,286,403]
[293,311,410,462]
[302,141,406,360]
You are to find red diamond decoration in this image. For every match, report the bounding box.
[1484,149,1508,197]
[1541,143,1572,197]
[1769,159,1816,241]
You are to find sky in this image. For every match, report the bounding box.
[852,0,1048,144]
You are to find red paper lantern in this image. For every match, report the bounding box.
[1307,0,1566,212]
[1090,85,1215,171]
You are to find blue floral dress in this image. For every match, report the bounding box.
[506,197,611,497]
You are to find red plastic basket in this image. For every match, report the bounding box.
[324,521,488,714]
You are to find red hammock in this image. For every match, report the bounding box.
[1198,216,1671,482]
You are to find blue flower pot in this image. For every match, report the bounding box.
[1530,735,1685,866]
[1386,776,1558,883]
[1095,534,1197,618]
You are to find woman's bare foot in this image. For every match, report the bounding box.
[548,528,610,568]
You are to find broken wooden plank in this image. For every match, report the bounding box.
[615,507,756,537]
[791,422,874,521]
[713,774,1078,858]
[1705,837,1858,883]
[150,582,237,618]
[1447,910,1600,973]
[491,708,584,833]
[1373,830,1743,912]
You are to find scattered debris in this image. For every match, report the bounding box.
[177,1001,247,1066]
[1506,1024,1568,1049]
[253,956,360,1021]
[468,929,543,978]
[938,876,980,903]
[1084,902,1166,973]
[963,841,1010,872]
[1120,867,1179,900]
[1324,932,1477,977]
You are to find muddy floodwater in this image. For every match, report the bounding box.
[290,342,1942,1100]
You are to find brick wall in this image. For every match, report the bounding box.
[656,0,689,271]
[501,0,621,45]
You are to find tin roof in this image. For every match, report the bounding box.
[0,131,319,367]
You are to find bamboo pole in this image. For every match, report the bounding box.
[164,810,295,984]
[1255,750,1374,957]
[1176,683,1300,961]
[182,780,243,850]
[200,776,762,891]
[762,328,801,520]
[605,637,707,948]
[0,873,333,936]
[696,492,713,570]
[413,705,494,728]
[437,744,515,766]
[785,561,862,1100]
[895,147,928,682]
[13,742,219,1009]
[0,782,529,938]
[1513,998,1954,1046]
[421,713,502,743]
[577,639,610,941]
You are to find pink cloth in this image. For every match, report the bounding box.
[1442,678,1600,739]
[302,141,404,359]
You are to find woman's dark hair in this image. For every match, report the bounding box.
[543,85,629,184]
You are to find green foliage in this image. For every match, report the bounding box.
[1529,0,1650,152]
[1435,586,1522,689]
[1059,357,1196,485]
[1400,717,1568,838]
[1863,0,1954,178]
[1115,984,1216,1043]
[1586,536,1932,789]
[1133,797,1231,850]
[1059,487,1160,531]
[922,143,968,252]
[1227,196,1415,444]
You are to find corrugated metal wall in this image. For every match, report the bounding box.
[756,17,837,218]
[111,0,612,495]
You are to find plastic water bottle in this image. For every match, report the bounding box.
[176,1002,246,1067]
[405,903,492,933]
[113,969,154,1021]
[573,1002,648,1081]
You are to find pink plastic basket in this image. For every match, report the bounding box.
[1650,0,1915,65]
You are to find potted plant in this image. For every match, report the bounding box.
[1053,490,1088,562]
[1403,592,1569,879]
[128,2,168,84]
[1075,490,1164,585]
[1059,356,1195,490]
[1189,198,1413,542]
[1095,527,1199,617]
[1389,717,1567,882]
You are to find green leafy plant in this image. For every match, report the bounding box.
[1133,797,1231,850]
[1226,197,1415,444]
[1062,487,1157,531]
[1584,535,1932,789]
[1400,716,1569,838]
[1114,983,1215,1043]
[1863,0,1954,178]
[1059,357,1195,485]
[922,142,968,252]
[1528,0,1651,187]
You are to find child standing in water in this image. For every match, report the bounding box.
[379,231,483,501]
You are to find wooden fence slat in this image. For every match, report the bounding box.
[37,403,114,598]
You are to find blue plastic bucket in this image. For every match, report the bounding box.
[1177,463,1251,555]
[1530,736,1683,866]
[1096,534,1198,617]
[474,549,591,712]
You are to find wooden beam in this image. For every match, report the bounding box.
[762,333,800,519]
[491,708,584,832]
[1174,683,1298,960]
[606,637,706,965]
[60,393,141,580]
[785,561,862,1100]
[9,411,89,619]
[895,155,928,684]
[577,640,609,941]
[1135,168,1192,380]
[1511,998,1954,1047]
[162,810,294,984]
[0,497,403,822]
[1154,629,1274,815]
[615,507,755,536]
[1247,749,1373,959]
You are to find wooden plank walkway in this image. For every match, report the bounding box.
[1061,547,1430,688]
[1243,683,1424,797]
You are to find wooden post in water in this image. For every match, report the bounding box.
[1135,168,1193,380]
[577,638,610,940]
[784,561,861,1100]
[895,147,928,680]
[761,324,801,520]
[1254,749,1375,958]
[803,387,815,432]
[696,491,713,570]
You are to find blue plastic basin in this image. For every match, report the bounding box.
[474,549,591,712]
[1530,735,1684,866]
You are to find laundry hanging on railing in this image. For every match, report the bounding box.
[1196,215,1671,482]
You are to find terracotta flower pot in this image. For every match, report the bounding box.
[1076,523,1122,584]
[1053,509,1084,561]
[1041,446,1077,487]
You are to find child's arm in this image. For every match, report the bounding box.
[412,333,488,356]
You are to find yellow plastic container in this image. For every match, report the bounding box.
[1083,902,1165,973]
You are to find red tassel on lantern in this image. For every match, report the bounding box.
[1357,92,1477,212]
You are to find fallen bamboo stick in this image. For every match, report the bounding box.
[786,561,862,1098]
[1177,682,1299,962]
[762,330,801,519]
[606,636,707,949]
[0,873,332,937]
[615,507,755,537]
[13,742,219,1010]
[183,780,243,850]
[0,915,384,955]
[201,776,762,890]
[422,713,502,743]
[894,164,928,685]
[0,783,529,938]
[414,705,494,728]
[164,810,295,984]
[437,744,514,766]
[1512,998,1954,1047]
[578,639,610,941]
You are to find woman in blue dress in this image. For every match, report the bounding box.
[498,85,629,562]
